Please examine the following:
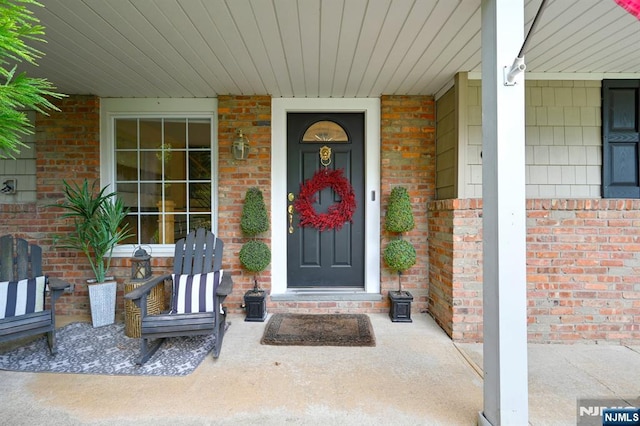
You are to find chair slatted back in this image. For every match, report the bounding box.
[172,228,223,276]
[0,235,42,281]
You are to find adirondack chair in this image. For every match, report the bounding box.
[124,228,233,365]
[0,235,70,354]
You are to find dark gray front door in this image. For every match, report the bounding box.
[286,112,365,288]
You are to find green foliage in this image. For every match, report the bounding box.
[239,187,270,291]
[384,187,415,233]
[0,0,65,158]
[51,179,132,283]
[240,187,269,236]
[239,240,271,273]
[383,238,416,274]
[384,186,416,293]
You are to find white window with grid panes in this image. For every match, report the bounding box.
[100,99,218,257]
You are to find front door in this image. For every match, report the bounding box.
[286,113,365,288]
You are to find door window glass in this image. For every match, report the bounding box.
[302,121,349,143]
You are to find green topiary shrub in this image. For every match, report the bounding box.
[383,238,416,274]
[241,187,269,236]
[239,187,271,291]
[384,186,415,233]
[384,186,416,293]
[239,240,271,273]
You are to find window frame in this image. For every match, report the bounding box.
[100,98,218,257]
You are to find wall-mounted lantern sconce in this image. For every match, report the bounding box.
[232,129,250,160]
[1,178,16,194]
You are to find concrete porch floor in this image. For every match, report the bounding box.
[1,312,639,425]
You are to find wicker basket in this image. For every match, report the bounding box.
[124,279,166,338]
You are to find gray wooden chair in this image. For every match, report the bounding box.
[0,235,70,354]
[124,228,233,365]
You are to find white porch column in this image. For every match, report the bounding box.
[479,0,529,425]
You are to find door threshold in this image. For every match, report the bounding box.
[271,289,382,302]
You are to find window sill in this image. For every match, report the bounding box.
[112,244,175,258]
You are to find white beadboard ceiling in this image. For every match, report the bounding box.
[18,0,640,98]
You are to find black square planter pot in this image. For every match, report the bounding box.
[389,290,413,322]
[244,290,267,322]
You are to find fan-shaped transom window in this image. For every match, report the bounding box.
[302,121,349,143]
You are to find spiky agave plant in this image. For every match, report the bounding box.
[52,179,131,283]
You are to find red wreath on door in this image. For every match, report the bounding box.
[294,168,356,231]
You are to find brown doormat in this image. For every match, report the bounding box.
[261,313,375,347]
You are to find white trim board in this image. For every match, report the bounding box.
[271,98,381,296]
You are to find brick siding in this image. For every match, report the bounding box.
[1,94,435,318]
[217,95,272,312]
[427,199,483,340]
[9,94,634,345]
[428,198,640,344]
[0,96,102,316]
[380,95,436,314]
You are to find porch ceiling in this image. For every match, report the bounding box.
[20,0,640,98]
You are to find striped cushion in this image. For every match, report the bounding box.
[171,271,222,314]
[0,276,46,319]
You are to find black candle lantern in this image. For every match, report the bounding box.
[131,247,151,281]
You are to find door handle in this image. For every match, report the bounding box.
[288,193,295,233]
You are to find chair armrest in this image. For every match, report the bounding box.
[217,273,233,297]
[124,274,171,301]
[47,277,71,291]
[47,277,71,307]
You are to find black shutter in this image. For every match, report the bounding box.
[602,79,640,198]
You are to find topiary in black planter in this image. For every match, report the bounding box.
[239,187,271,321]
[383,186,417,322]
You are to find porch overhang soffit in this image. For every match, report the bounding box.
[12,0,640,99]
